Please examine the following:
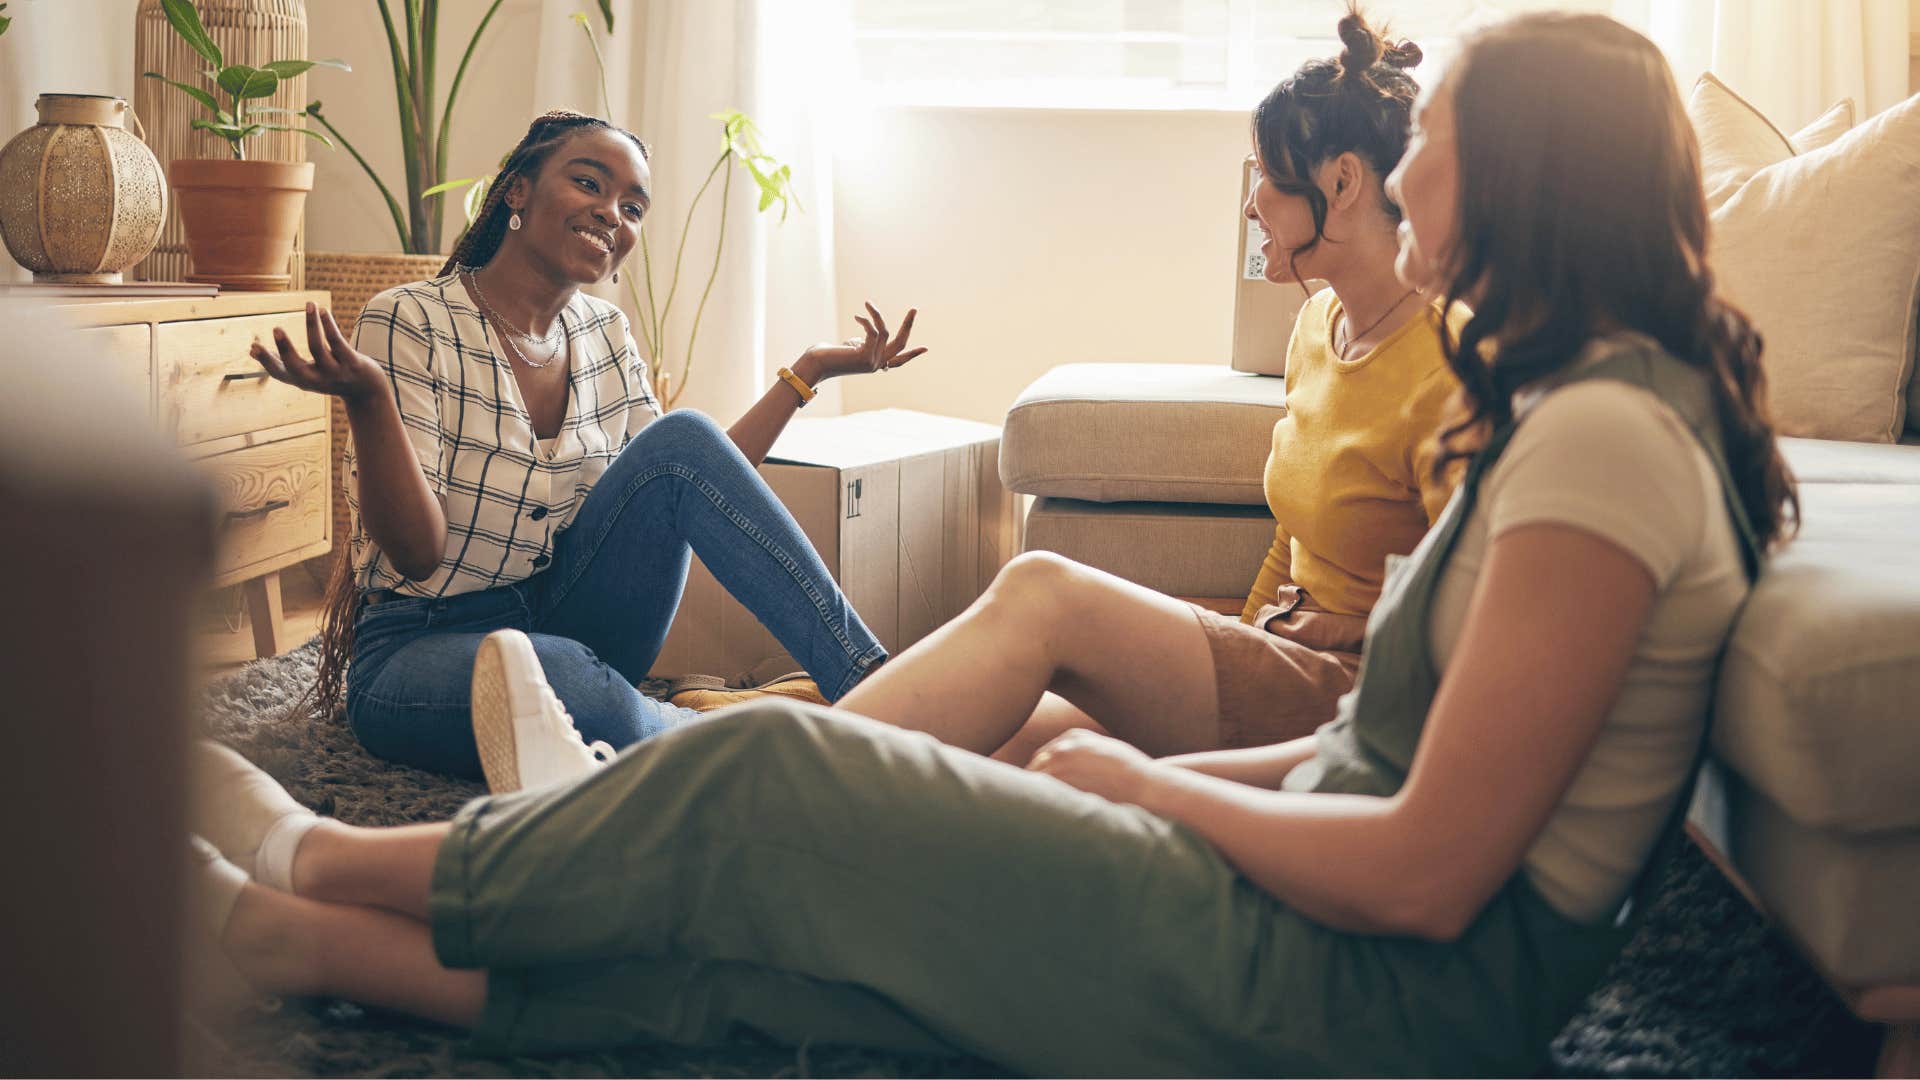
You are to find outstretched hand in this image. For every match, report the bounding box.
[249,302,387,403]
[802,302,928,380]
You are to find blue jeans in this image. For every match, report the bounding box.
[345,410,888,779]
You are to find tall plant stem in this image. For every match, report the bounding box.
[674,159,735,409]
[374,0,425,251]
[640,231,662,357]
[309,109,411,250]
[406,0,437,250]
[435,0,506,244]
[656,150,730,365]
[625,267,656,357]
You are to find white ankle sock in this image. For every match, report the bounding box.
[253,813,320,894]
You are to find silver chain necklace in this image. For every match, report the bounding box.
[1337,289,1419,363]
[464,267,567,369]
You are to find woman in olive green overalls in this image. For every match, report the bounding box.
[188,13,1800,1076]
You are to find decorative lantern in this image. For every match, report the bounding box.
[0,94,167,284]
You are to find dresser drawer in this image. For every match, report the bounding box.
[77,324,153,410]
[158,312,328,447]
[205,431,330,581]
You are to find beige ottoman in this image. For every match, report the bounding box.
[1000,362,1286,609]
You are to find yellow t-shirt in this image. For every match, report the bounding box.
[1241,288,1462,621]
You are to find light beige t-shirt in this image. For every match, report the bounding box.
[1426,371,1749,922]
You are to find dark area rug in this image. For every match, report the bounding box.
[194,642,1883,1077]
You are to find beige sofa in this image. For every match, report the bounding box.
[999,357,1920,1067]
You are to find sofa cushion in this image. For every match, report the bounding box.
[1023,497,1274,599]
[1713,456,1920,832]
[1707,91,1920,443]
[1000,363,1287,505]
[1687,73,1853,211]
[1711,769,1920,985]
[1779,434,1920,484]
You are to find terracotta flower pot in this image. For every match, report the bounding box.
[169,157,314,290]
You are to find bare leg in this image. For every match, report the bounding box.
[223,880,486,1029]
[291,820,450,921]
[838,552,1220,757]
[990,693,1112,767]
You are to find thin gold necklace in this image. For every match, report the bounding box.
[464,268,566,369]
[1337,289,1419,363]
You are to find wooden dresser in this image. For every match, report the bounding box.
[58,291,334,658]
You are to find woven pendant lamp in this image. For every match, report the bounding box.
[132,0,310,288]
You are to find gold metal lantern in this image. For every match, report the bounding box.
[0,94,167,284]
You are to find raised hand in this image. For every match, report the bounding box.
[249,301,387,403]
[801,302,929,380]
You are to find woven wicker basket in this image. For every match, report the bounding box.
[304,251,450,566]
[132,0,309,289]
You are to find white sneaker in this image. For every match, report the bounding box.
[470,629,616,794]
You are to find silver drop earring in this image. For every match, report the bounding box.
[508,211,522,231]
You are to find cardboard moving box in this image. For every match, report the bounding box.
[1232,156,1320,377]
[651,409,1021,681]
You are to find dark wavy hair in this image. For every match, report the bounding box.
[1430,13,1797,550]
[303,110,652,726]
[1252,4,1423,287]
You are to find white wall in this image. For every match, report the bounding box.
[0,0,139,282]
[833,106,1253,425]
[304,1,548,255]
[1912,0,1920,94]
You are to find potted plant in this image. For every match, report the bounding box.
[142,0,345,289]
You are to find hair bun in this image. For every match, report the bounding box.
[1336,11,1383,75]
[1382,39,1423,69]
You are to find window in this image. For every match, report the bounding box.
[851,0,1612,110]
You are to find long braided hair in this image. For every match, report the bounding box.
[304,110,651,726]
[1427,14,1798,550]
[1251,4,1423,294]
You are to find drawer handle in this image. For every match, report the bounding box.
[222,371,271,382]
[225,499,290,522]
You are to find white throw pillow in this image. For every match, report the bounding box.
[1706,90,1920,444]
[1688,73,1855,212]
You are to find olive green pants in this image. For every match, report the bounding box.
[430,702,1619,1076]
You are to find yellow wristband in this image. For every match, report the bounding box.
[777,365,817,405]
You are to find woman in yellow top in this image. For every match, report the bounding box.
[865,10,1464,763]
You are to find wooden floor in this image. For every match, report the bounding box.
[198,561,330,675]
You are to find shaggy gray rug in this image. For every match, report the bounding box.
[194,643,1881,1078]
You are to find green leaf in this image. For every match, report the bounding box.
[463,173,494,225]
[142,71,220,116]
[420,177,478,198]
[217,65,280,100]
[0,5,11,39]
[160,0,223,69]
[257,123,335,149]
[262,58,352,79]
[596,0,614,32]
[189,117,239,138]
[249,105,306,116]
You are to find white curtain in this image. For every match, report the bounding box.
[0,0,140,283]
[1614,0,1912,131]
[534,0,852,418]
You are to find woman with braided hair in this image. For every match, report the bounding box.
[249,110,925,783]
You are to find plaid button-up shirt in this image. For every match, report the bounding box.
[346,274,660,598]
